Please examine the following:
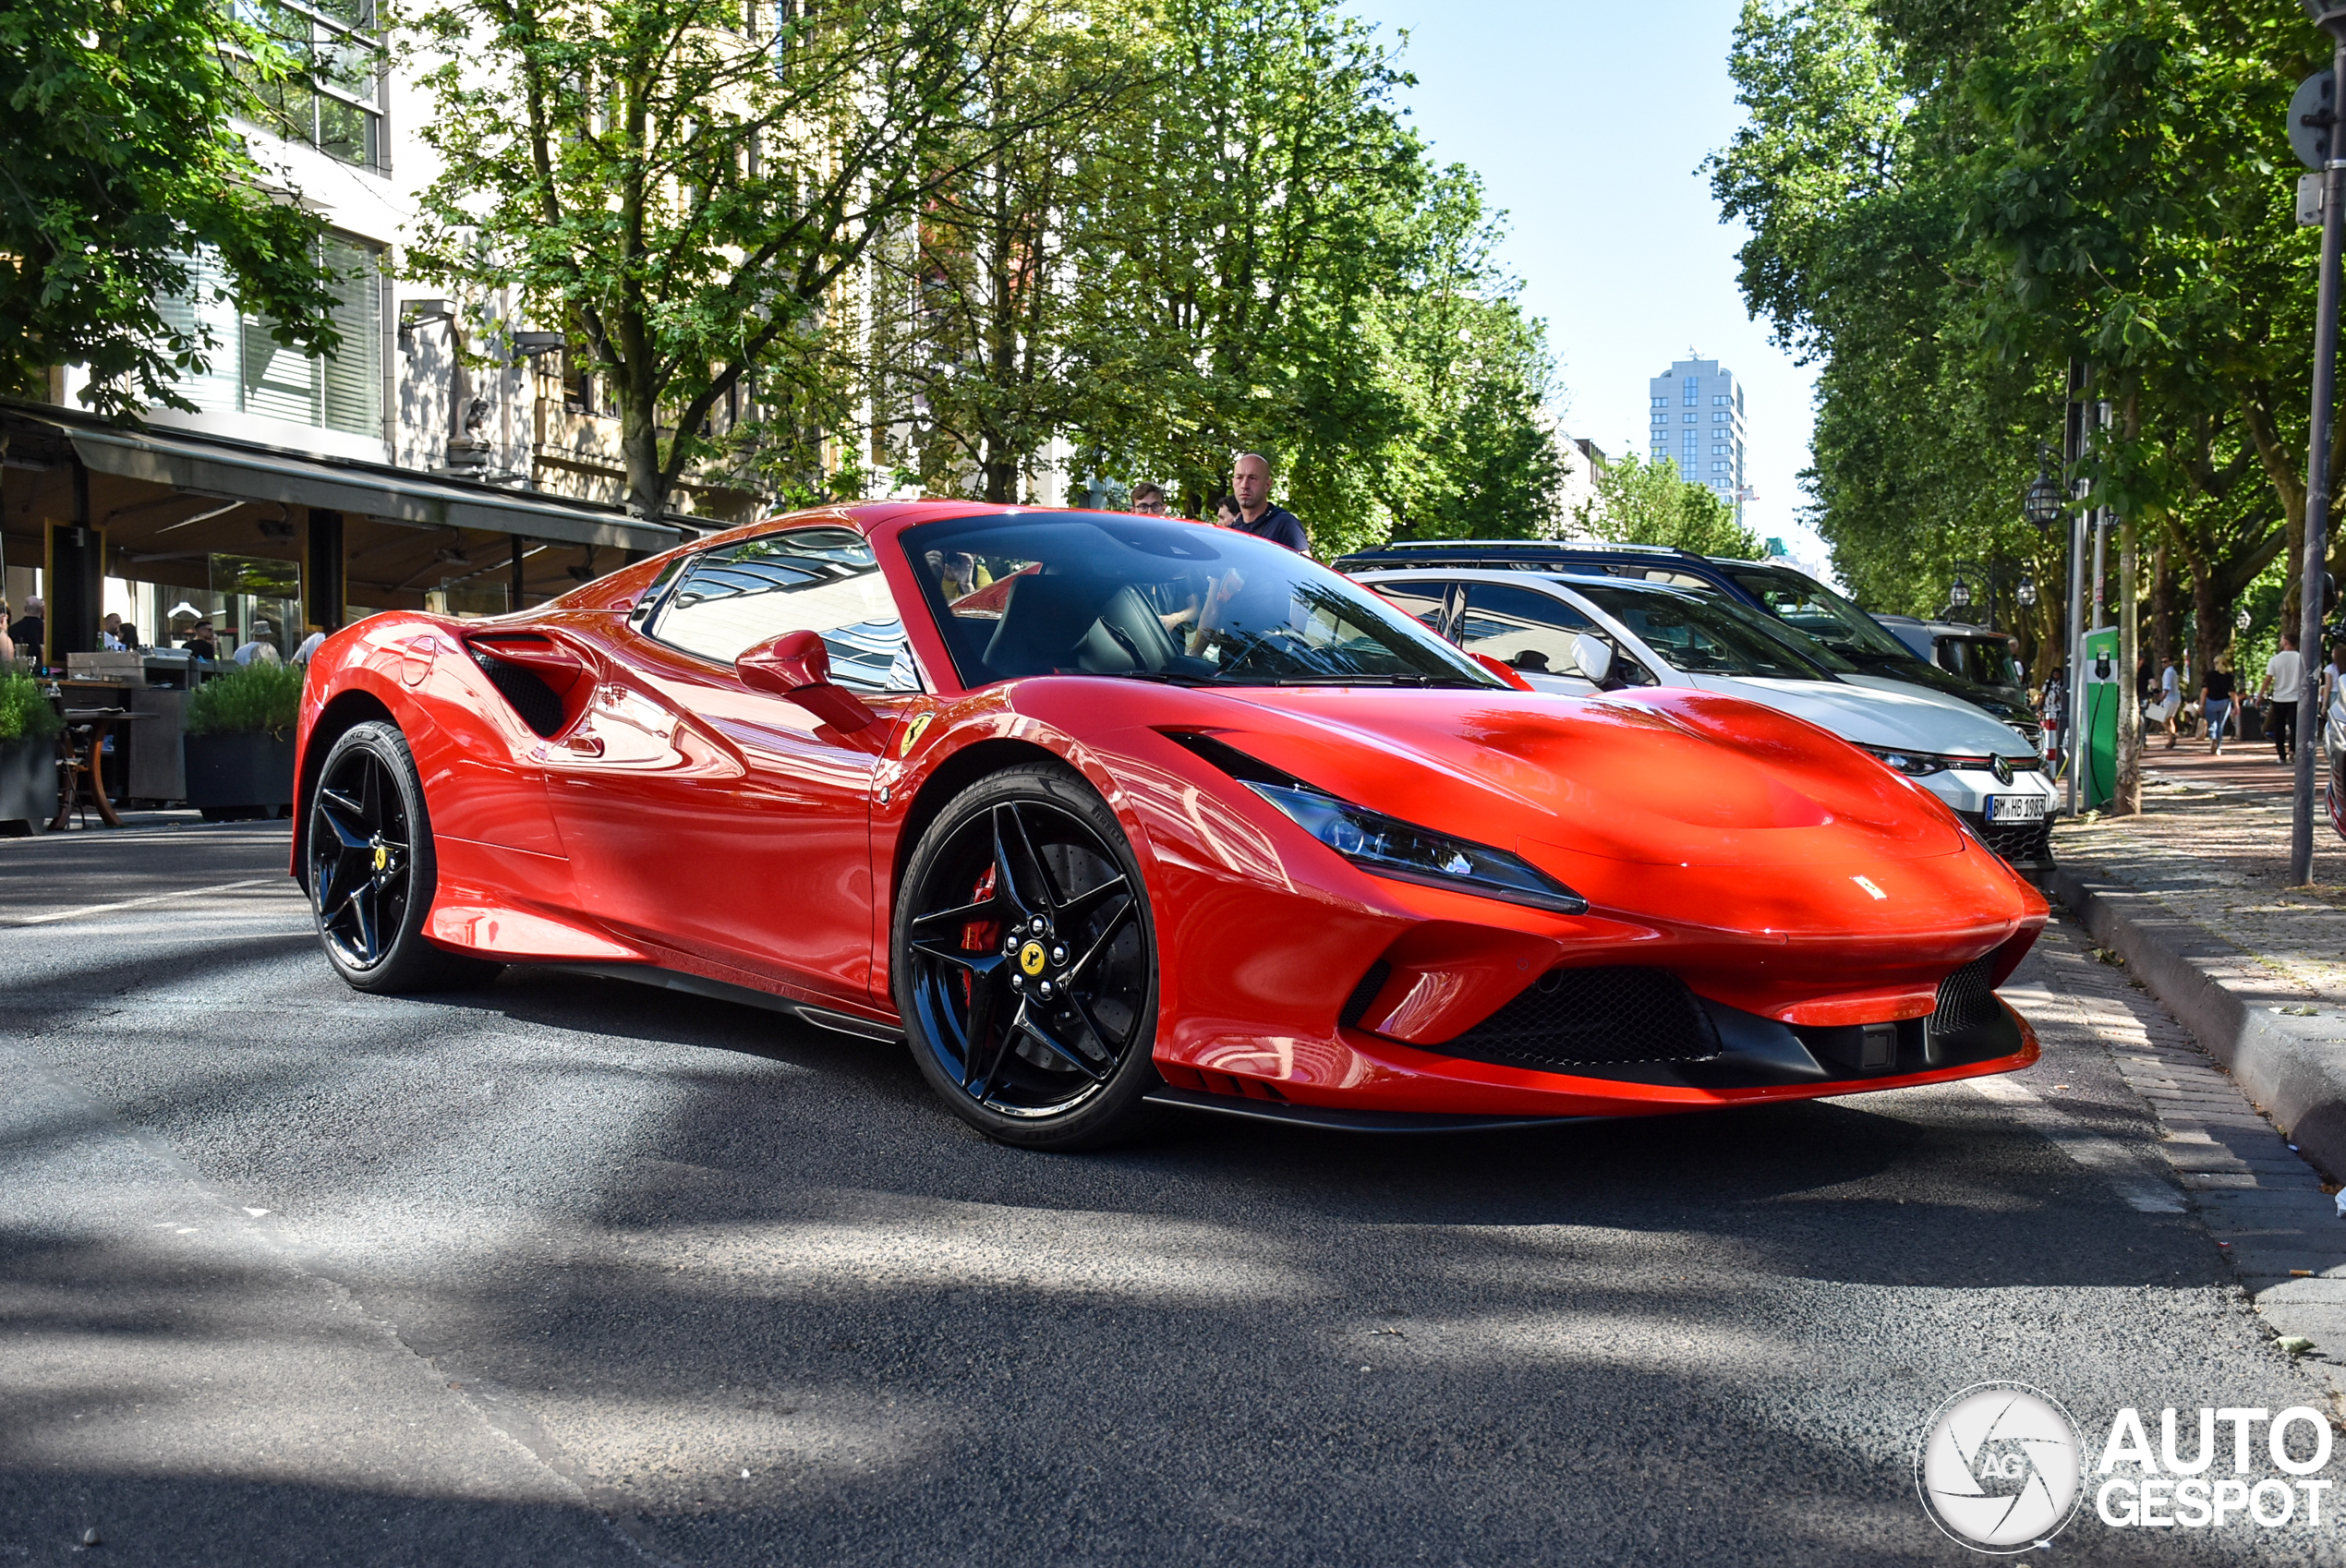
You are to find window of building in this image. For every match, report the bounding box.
[1713,394,1730,405]
[1651,396,1668,408]
[1683,413,1696,423]
[1683,379,1699,405]
[155,235,384,438]
[233,0,385,168]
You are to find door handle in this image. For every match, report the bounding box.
[560,733,605,757]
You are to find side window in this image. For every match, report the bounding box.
[1371,579,1454,636]
[1457,583,1648,682]
[646,526,918,692]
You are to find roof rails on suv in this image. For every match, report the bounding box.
[1337,538,1705,563]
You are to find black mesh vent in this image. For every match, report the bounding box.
[1977,819,2052,865]
[1340,961,1393,1029]
[1929,955,2001,1039]
[1436,966,1721,1069]
[472,650,566,738]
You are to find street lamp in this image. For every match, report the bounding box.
[2023,447,2066,531]
[1947,575,1973,609]
[2016,576,2038,609]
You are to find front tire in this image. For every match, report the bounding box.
[894,763,1161,1150]
[307,721,501,993]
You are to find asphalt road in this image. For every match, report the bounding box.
[2,822,2340,1567]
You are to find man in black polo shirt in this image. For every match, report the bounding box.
[1229,452,1308,554]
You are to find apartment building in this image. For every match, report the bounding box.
[1644,356,1747,515]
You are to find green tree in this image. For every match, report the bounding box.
[1576,452,1760,558]
[0,0,343,416]
[405,0,1103,520]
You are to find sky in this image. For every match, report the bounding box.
[1353,0,1831,569]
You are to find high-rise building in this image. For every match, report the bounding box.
[1646,356,1747,515]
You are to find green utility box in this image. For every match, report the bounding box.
[2081,625,2119,812]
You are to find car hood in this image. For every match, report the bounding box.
[1845,649,2028,721]
[1177,683,1969,870]
[1711,675,2028,758]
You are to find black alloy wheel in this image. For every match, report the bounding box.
[307,721,499,993]
[896,764,1159,1149]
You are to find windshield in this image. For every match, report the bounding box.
[1945,635,2026,688]
[1724,566,1917,660]
[1568,580,1844,681]
[902,513,1502,689]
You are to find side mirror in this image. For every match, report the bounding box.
[737,630,877,732]
[1572,632,1615,688]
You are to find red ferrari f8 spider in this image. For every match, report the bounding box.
[293,502,2046,1147]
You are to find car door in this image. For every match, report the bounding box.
[544,526,921,1001]
[1452,581,1646,693]
[1363,578,1458,637]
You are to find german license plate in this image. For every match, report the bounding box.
[1986,794,2046,824]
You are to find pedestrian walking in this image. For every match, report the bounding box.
[2202,657,2237,755]
[2158,656,2183,748]
[1228,452,1309,554]
[2259,633,2305,765]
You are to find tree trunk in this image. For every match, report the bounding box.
[2190,563,2226,707]
[2149,541,2176,678]
[620,401,665,521]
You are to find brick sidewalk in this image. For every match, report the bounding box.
[2054,766,2346,1006]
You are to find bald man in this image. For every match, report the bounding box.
[1229,452,1308,554]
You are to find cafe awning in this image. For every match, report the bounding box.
[56,421,684,555]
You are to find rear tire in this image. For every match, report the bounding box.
[894,763,1161,1150]
[306,721,501,993]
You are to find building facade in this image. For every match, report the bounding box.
[1645,356,1747,515]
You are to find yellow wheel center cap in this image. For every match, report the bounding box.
[372,845,388,871]
[1019,941,1047,977]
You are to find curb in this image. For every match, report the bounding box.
[2049,863,2346,1185]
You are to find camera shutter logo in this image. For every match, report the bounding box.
[1916,1382,2085,1552]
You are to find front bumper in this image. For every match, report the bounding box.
[1920,767,2058,869]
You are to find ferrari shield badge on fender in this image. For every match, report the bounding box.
[901,712,933,756]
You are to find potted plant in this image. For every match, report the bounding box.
[183,662,304,821]
[0,669,62,833]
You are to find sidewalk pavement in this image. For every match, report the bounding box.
[2049,754,2346,1364]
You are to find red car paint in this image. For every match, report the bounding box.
[293,501,2046,1122]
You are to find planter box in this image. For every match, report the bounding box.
[183,732,295,822]
[0,736,57,835]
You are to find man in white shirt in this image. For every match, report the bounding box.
[2159,658,2182,748]
[2261,632,2305,765]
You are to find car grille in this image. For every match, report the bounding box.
[2010,721,2044,753]
[1435,966,1722,1069]
[1975,817,2052,865]
[1928,954,2001,1039]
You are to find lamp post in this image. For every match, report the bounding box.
[2292,0,2346,882]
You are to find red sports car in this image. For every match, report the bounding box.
[293,501,2046,1148]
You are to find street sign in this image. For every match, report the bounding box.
[2303,172,2328,226]
[2292,70,2337,170]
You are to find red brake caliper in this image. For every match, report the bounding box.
[958,864,999,1006]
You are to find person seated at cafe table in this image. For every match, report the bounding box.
[182,621,217,662]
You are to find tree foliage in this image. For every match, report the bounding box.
[1711,0,2330,678]
[0,0,342,417]
[1574,452,1759,558]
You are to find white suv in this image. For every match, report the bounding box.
[1356,568,2060,870]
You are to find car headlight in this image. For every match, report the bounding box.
[1863,747,1995,778]
[1243,781,1589,914]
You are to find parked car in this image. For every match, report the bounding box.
[293,504,2048,1150]
[1877,615,2036,715]
[1332,540,2045,754]
[1353,567,2059,871]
